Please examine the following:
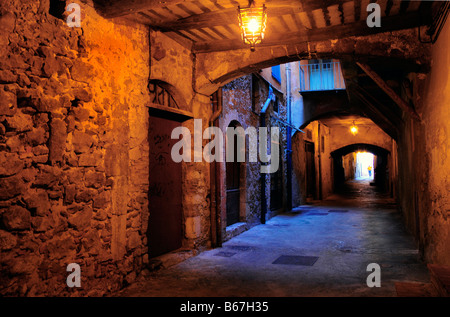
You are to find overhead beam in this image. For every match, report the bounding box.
[353,83,403,125]
[347,85,399,140]
[341,62,399,140]
[153,6,297,31]
[94,0,186,18]
[151,1,353,30]
[193,9,431,52]
[94,0,347,19]
[356,62,421,121]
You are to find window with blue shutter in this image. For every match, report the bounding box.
[272,65,281,83]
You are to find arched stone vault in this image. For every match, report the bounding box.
[150,26,430,139]
[194,28,431,96]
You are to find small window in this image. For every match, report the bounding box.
[271,65,281,83]
[273,95,279,113]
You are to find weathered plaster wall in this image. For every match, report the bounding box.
[343,153,356,180]
[259,64,286,93]
[0,0,150,295]
[406,17,450,265]
[328,122,392,153]
[299,121,333,200]
[291,130,306,206]
[319,123,333,199]
[288,62,305,131]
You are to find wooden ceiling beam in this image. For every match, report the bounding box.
[94,0,348,19]
[356,62,421,121]
[193,9,431,52]
[153,6,298,31]
[347,84,399,139]
[94,0,187,18]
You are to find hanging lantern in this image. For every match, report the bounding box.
[237,1,267,51]
[350,121,358,135]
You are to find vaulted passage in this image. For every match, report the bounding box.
[1,0,449,299]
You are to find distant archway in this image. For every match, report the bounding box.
[331,143,390,190]
[331,143,390,158]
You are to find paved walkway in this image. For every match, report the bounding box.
[116,180,431,297]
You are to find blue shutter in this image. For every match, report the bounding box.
[272,65,281,83]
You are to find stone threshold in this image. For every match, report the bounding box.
[224,222,248,242]
[146,248,196,271]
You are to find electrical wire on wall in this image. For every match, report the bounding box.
[419,1,450,43]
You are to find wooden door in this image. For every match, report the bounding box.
[270,144,283,210]
[226,131,240,226]
[305,141,316,199]
[148,115,182,258]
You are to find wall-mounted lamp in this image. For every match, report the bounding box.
[237,0,267,51]
[350,121,358,135]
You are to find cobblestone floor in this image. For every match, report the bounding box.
[115,179,431,297]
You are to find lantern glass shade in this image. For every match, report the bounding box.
[237,4,267,51]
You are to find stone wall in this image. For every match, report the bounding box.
[254,75,288,220]
[219,73,289,237]
[220,75,259,232]
[0,0,150,296]
[403,17,450,265]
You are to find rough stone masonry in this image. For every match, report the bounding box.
[0,0,152,296]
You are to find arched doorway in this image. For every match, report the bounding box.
[225,121,243,226]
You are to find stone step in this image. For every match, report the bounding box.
[428,264,450,297]
[395,282,439,297]
[147,248,196,271]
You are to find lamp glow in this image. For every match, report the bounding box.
[350,121,358,135]
[237,1,267,51]
[247,18,259,33]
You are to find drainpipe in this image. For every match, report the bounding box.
[285,64,293,211]
[318,122,322,200]
[260,85,275,224]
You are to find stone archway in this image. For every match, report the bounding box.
[194,28,430,96]
[190,28,430,144]
[331,143,391,190]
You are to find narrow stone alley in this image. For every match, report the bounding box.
[116,179,430,297]
[1,0,449,301]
